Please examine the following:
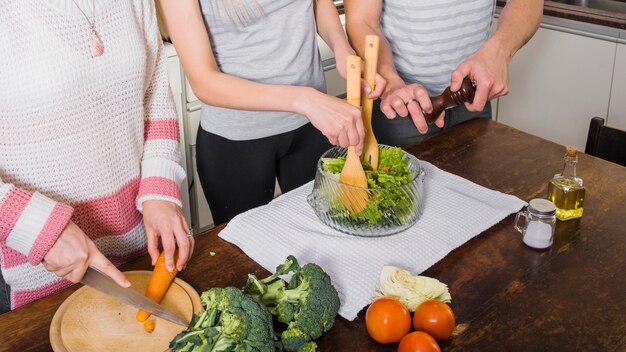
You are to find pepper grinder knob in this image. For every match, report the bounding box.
[423,77,476,124]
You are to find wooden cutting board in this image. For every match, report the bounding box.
[50,271,202,352]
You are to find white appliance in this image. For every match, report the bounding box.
[163,43,192,227]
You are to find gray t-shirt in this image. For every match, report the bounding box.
[382,0,495,95]
[198,0,326,140]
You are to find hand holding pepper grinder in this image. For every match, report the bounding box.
[422,77,476,124]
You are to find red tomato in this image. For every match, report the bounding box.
[365,297,412,343]
[397,331,441,352]
[412,301,455,341]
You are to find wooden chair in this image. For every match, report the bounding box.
[585,117,626,167]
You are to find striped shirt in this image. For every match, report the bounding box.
[0,0,184,309]
[382,0,495,95]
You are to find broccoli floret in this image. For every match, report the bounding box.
[298,342,318,352]
[243,256,341,352]
[280,327,311,351]
[270,300,297,324]
[169,287,274,352]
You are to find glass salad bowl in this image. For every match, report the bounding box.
[307,145,425,237]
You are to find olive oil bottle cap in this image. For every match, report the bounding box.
[566,145,577,160]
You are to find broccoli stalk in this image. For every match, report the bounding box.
[245,256,299,298]
[169,287,275,352]
[243,256,341,352]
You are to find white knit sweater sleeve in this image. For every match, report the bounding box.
[136,0,186,212]
[0,175,74,265]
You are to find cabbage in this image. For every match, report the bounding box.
[374,265,451,312]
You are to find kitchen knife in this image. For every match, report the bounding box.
[80,266,189,327]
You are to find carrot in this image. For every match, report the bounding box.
[136,250,178,322]
[143,319,156,333]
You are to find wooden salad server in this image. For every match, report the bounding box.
[339,55,369,213]
[361,35,380,169]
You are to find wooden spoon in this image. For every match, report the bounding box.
[361,35,380,169]
[339,55,368,213]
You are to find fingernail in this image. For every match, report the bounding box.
[366,87,371,93]
[124,280,131,288]
[167,264,174,272]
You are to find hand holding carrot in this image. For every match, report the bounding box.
[143,200,194,272]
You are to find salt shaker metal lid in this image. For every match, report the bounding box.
[528,198,556,216]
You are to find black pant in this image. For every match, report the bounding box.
[372,99,492,147]
[196,123,331,226]
[0,270,10,314]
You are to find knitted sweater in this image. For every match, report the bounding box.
[0,0,185,309]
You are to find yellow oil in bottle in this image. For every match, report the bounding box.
[547,145,585,221]
[547,177,585,221]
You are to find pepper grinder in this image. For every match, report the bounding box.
[422,77,476,123]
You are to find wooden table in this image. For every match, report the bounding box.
[1,119,625,352]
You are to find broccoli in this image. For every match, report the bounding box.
[243,256,341,352]
[297,342,317,352]
[169,287,275,352]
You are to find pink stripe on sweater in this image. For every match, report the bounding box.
[144,119,180,141]
[73,178,143,240]
[138,176,181,201]
[1,243,27,269]
[27,203,74,265]
[11,279,73,310]
[1,180,141,268]
[0,188,32,241]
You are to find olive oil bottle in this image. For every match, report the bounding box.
[547,146,585,221]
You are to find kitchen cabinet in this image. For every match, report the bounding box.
[608,43,626,131]
[318,33,346,97]
[164,44,192,227]
[185,103,215,231]
[497,25,615,151]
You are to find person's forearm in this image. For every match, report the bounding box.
[189,71,315,116]
[490,0,543,61]
[344,1,403,87]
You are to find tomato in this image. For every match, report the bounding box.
[397,331,441,352]
[365,297,412,343]
[412,301,455,341]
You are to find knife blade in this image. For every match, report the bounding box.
[80,266,189,327]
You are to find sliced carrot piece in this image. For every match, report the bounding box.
[144,319,156,333]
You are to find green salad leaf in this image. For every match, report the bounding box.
[320,147,416,225]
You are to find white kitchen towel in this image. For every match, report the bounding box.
[218,161,526,321]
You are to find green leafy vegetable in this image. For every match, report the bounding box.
[321,147,415,225]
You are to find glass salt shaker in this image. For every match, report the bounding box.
[514,198,557,249]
